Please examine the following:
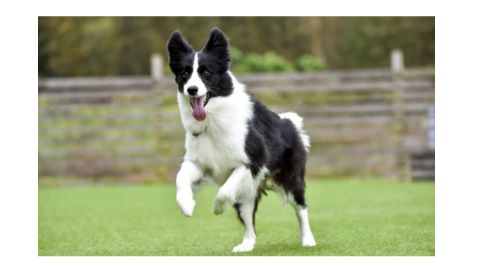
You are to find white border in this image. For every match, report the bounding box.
[2,1,480,279]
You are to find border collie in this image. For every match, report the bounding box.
[167,28,316,252]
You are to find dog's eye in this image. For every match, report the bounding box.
[203,70,210,76]
[182,71,189,77]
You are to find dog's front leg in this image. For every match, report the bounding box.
[213,165,258,252]
[213,165,254,215]
[176,161,203,217]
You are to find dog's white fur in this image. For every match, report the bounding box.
[176,56,264,251]
[184,54,208,98]
[175,52,315,252]
[177,71,252,181]
[279,112,310,152]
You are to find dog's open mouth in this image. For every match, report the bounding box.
[189,93,210,121]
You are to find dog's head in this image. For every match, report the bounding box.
[167,28,233,121]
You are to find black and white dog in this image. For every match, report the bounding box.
[167,28,316,252]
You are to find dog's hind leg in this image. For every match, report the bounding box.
[289,178,316,247]
[292,204,316,247]
[176,161,203,217]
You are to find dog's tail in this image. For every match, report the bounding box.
[279,112,310,152]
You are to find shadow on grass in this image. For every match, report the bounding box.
[224,241,339,256]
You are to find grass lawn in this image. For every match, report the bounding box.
[38,180,434,256]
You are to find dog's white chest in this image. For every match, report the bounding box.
[185,119,249,182]
[177,76,253,183]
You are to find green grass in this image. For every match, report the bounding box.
[38,180,434,256]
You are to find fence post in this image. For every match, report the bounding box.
[150,53,163,82]
[390,49,410,181]
[391,49,404,73]
[428,106,435,150]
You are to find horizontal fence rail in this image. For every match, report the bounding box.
[39,65,435,184]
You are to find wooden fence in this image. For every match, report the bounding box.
[38,51,434,184]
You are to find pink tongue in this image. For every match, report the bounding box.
[191,95,207,121]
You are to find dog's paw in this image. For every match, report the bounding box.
[232,240,255,253]
[213,197,229,215]
[301,234,317,247]
[176,193,195,217]
[213,190,234,215]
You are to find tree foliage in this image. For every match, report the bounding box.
[38,17,434,77]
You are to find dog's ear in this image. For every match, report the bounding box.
[166,31,193,65]
[203,28,230,66]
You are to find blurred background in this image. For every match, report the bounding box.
[38,17,435,187]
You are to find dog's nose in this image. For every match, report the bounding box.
[187,86,198,96]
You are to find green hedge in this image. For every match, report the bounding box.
[231,47,327,74]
